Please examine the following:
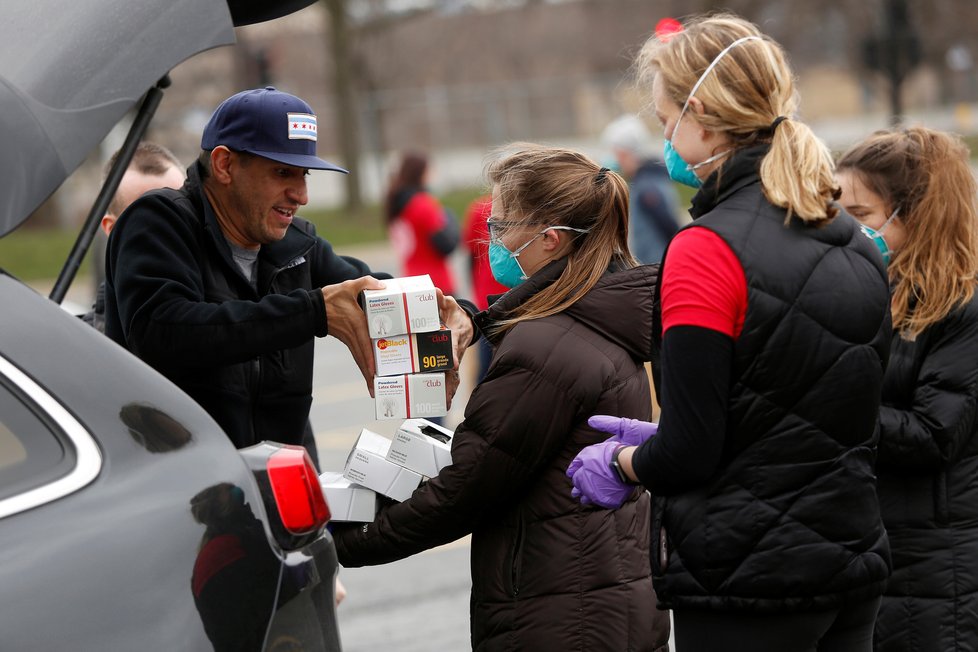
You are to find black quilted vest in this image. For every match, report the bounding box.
[651,146,893,612]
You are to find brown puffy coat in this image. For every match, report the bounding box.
[334,260,669,651]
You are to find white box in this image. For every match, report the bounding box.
[373,327,453,377]
[374,373,448,421]
[362,275,441,338]
[342,429,423,502]
[386,418,455,477]
[319,472,377,522]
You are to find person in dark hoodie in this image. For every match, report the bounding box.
[837,127,978,652]
[334,144,670,652]
[385,151,459,295]
[567,15,892,652]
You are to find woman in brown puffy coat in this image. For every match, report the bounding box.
[333,144,669,651]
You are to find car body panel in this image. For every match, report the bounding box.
[0,274,340,650]
[0,0,237,236]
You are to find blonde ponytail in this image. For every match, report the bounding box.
[761,119,839,224]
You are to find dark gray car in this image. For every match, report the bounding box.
[0,1,344,649]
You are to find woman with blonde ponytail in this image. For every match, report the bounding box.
[336,143,670,651]
[568,14,892,651]
[837,127,978,652]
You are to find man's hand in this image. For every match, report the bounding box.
[436,289,473,409]
[445,368,461,410]
[322,276,386,396]
[436,289,474,373]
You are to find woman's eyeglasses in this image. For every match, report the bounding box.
[487,217,591,244]
[486,217,525,241]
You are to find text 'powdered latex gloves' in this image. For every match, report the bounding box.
[588,415,658,447]
[566,441,635,509]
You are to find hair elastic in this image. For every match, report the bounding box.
[596,167,610,183]
[769,116,787,132]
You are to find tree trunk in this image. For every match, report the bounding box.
[323,0,363,212]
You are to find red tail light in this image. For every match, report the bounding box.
[266,446,331,534]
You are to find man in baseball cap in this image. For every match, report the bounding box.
[104,86,475,456]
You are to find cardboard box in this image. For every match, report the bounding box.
[386,418,455,477]
[342,429,423,502]
[373,327,453,377]
[374,373,448,420]
[319,472,377,522]
[362,275,440,338]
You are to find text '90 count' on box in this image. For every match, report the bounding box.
[373,326,453,377]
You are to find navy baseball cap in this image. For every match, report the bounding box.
[201,87,348,173]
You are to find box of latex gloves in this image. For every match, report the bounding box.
[362,274,440,339]
[319,472,377,522]
[373,326,453,377]
[343,429,423,502]
[374,372,448,420]
[386,418,455,478]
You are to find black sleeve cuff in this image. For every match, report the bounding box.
[632,325,733,494]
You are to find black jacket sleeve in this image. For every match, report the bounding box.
[333,328,594,567]
[631,325,732,494]
[108,196,372,370]
[877,305,978,471]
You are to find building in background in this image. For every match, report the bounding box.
[36,0,978,225]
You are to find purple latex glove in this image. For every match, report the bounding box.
[566,441,634,509]
[588,415,658,447]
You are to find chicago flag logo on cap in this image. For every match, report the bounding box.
[288,113,318,141]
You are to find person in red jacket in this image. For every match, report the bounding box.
[385,151,459,295]
[462,194,508,381]
[463,194,507,309]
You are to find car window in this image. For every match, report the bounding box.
[0,377,77,503]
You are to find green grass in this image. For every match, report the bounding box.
[0,228,91,283]
[0,186,490,282]
[675,183,697,209]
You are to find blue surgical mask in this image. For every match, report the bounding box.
[489,239,530,288]
[488,225,592,288]
[664,139,702,188]
[662,35,762,189]
[859,208,899,267]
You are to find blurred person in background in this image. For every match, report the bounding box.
[837,127,978,652]
[601,113,682,264]
[386,151,459,295]
[567,15,892,651]
[462,193,507,382]
[334,144,670,652]
[82,142,184,332]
